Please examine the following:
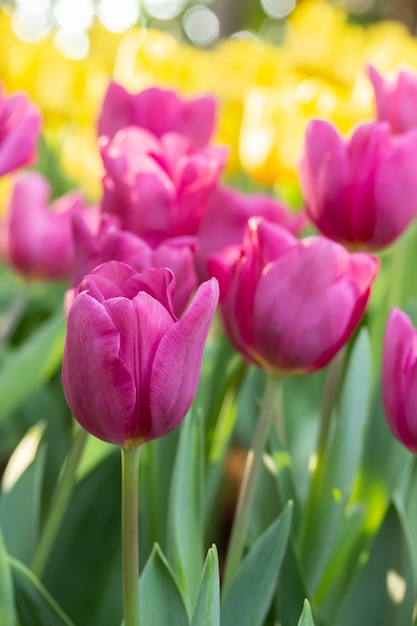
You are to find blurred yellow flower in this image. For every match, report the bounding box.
[239,72,373,187]
[2,0,417,193]
[285,0,366,87]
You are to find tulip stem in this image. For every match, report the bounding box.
[222,373,281,595]
[121,446,141,626]
[32,425,88,578]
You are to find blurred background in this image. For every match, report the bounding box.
[0,0,416,55]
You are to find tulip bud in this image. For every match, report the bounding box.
[382,307,417,454]
[0,85,41,177]
[209,218,378,374]
[100,126,228,246]
[299,119,417,250]
[62,261,219,447]
[98,80,217,149]
[1,173,96,280]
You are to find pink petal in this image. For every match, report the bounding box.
[382,308,417,453]
[62,292,136,446]
[104,292,174,441]
[148,278,219,440]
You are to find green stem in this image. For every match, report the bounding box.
[298,348,346,551]
[32,426,88,577]
[122,446,141,626]
[222,373,281,595]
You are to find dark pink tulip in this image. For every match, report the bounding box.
[1,173,97,280]
[98,80,217,149]
[62,261,219,447]
[71,214,198,315]
[100,126,227,246]
[300,119,417,250]
[195,184,306,281]
[0,85,41,177]
[368,64,417,134]
[209,218,378,374]
[382,307,417,454]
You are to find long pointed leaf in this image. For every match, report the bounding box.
[0,530,15,626]
[298,599,315,626]
[221,501,293,626]
[10,557,75,626]
[166,409,204,616]
[191,545,220,626]
[139,544,189,626]
[0,311,66,423]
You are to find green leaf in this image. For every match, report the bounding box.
[334,502,415,626]
[10,557,75,626]
[301,329,372,591]
[314,503,366,620]
[140,544,189,626]
[0,530,16,626]
[166,409,204,616]
[221,501,293,626]
[0,310,66,424]
[297,599,315,626]
[43,451,123,626]
[275,538,310,626]
[0,425,46,565]
[191,545,220,626]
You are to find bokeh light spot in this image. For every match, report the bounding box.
[97,0,140,33]
[143,0,185,20]
[261,0,296,19]
[183,5,219,46]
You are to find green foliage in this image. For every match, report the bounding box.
[139,544,189,626]
[221,502,293,626]
[190,546,220,626]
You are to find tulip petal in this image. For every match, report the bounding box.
[104,292,175,441]
[300,119,349,240]
[253,239,373,372]
[373,129,417,245]
[62,292,136,446]
[148,278,219,440]
[382,308,417,453]
[0,92,41,176]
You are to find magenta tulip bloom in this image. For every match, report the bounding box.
[0,85,41,177]
[195,184,306,280]
[209,218,378,374]
[71,214,198,315]
[1,173,96,280]
[299,119,417,250]
[98,80,217,149]
[368,64,417,134]
[382,307,417,454]
[100,127,227,246]
[62,261,219,447]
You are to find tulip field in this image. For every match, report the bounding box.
[3,1,417,625]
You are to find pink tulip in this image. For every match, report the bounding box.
[299,119,417,250]
[368,64,417,134]
[71,214,198,315]
[195,184,306,281]
[1,173,97,280]
[382,307,417,454]
[100,126,227,246]
[62,261,219,447]
[209,218,378,374]
[98,80,217,149]
[0,85,41,176]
